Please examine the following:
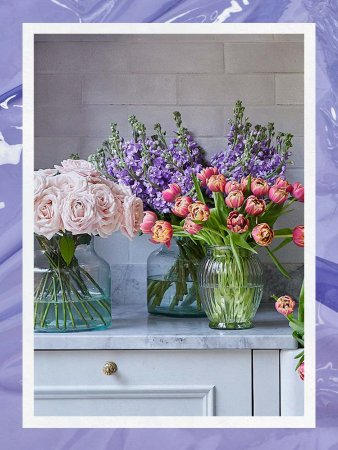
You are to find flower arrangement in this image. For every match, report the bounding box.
[273,282,304,380]
[89,101,297,318]
[34,158,143,331]
[145,173,304,274]
[141,170,304,327]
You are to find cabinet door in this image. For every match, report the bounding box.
[35,350,252,416]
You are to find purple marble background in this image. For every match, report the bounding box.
[1,0,338,448]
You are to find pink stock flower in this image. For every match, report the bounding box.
[225,190,244,208]
[207,174,227,193]
[269,185,289,204]
[140,211,158,234]
[274,295,296,316]
[293,225,304,247]
[151,220,173,248]
[162,183,181,202]
[292,182,304,202]
[245,195,266,216]
[34,185,63,240]
[226,211,249,234]
[172,196,193,218]
[251,178,269,197]
[188,201,210,222]
[297,362,304,381]
[197,167,219,186]
[183,218,203,235]
[252,223,274,246]
[120,195,144,239]
[275,177,293,193]
[55,159,98,177]
[225,180,243,194]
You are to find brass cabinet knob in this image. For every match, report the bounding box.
[102,361,118,375]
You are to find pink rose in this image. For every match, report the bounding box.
[90,183,123,237]
[38,168,58,177]
[61,191,98,235]
[55,159,98,177]
[34,185,63,239]
[34,171,48,198]
[50,173,88,193]
[120,195,144,239]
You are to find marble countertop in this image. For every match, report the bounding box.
[34,304,297,350]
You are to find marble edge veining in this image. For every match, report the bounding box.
[34,304,298,350]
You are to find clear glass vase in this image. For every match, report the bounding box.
[198,246,263,329]
[147,238,206,317]
[34,234,112,332]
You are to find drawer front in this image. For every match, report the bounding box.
[35,350,251,416]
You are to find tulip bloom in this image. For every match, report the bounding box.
[251,178,269,197]
[225,190,244,208]
[274,295,296,316]
[207,174,227,193]
[245,195,266,216]
[162,183,181,202]
[252,223,274,246]
[292,182,304,202]
[140,211,157,234]
[151,220,173,248]
[226,211,249,234]
[188,201,210,222]
[172,196,193,218]
[269,186,289,204]
[197,167,219,186]
[275,177,293,193]
[183,218,203,235]
[293,225,304,247]
[297,362,304,381]
[225,180,243,194]
[241,176,250,192]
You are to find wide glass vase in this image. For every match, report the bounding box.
[198,246,263,329]
[147,238,206,317]
[34,234,112,332]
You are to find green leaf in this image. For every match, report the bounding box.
[272,237,293,253]
[266,247,290,278]
[229,233,243,274]
[192,173,205,204]
[59,235,75,266]
[298,281,304,322]
[288,316,304,335]
[231,232,257,254]
[273,227,293,237]
[213,192,227,224]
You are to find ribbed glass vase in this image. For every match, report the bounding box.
[198,246,263,329]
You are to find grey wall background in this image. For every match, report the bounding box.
[34,34,304,304]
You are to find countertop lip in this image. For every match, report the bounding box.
[34,303,298,351]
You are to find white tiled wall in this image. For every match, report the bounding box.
[34,34,304,291]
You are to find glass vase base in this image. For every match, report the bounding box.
[34,297,112,333]
[148,307,206,318]
[209,320,253,330]
[34,319,112,333]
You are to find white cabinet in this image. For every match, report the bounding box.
[35,349,252,416]
[34,306,303,417]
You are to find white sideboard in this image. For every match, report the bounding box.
[34,305,303,417]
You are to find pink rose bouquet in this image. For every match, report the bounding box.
[34,159,143,332]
